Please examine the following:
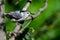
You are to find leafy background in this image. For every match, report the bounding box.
[5,0,60,40]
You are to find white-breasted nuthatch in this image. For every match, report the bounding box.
[5,11,30,22]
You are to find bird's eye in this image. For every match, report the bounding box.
[27,13,29,14]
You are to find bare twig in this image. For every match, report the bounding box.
[9,23,22,40]
[22,0,32,11]
[26,0,48,20]
[9,36,15,40]
[13,23,22,33]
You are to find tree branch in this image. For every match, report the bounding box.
[9,20,31,40]
[9,23,22,40]
[0,0,6,40]
[9,0,48,40]
[22,0,32,11]
[26,0,48,20]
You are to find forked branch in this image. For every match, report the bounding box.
[9,0,48,40]
[26,0,48,20]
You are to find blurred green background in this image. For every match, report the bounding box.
[5,0,60,40]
